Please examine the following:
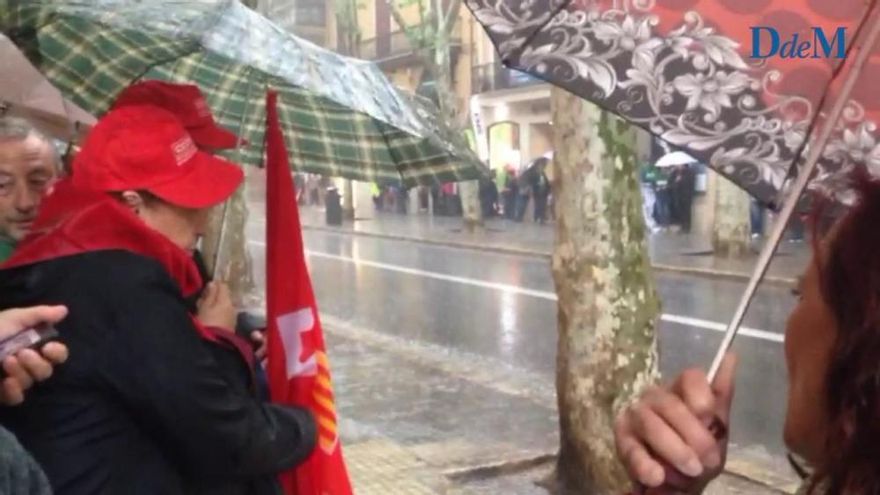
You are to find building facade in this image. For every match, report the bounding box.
[256,1,718,234]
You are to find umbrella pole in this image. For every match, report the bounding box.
[707,15,880,382]
[211,75,258,280]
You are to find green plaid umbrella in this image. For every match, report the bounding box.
[1,0,486,186]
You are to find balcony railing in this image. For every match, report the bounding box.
[471,62,542,93]
[360,25,461,62]
[293,0,326,27]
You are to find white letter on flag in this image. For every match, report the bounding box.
[276,308,318,379]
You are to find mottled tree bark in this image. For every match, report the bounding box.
[459,180,482,232]
[551,88,661,494]
[712,175,751,258]
[343,179,355,220]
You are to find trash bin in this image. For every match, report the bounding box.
[325,187,342,226]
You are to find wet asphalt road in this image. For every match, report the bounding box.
[246,220,796,460]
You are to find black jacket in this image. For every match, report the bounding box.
[0,251,316,495]
[0,191,316,495]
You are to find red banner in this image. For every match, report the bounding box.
[264,90,353,495]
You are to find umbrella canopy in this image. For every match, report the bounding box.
[0,33,94,141]
[656,151,698,168]
[465,0,880,206]
[2,0,486,186]
[466,1,880,381]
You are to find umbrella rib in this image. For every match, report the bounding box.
[212,66,262,280]
[771,0,880,209]
[129,41,202,86]
[707,7,880,383]
[116,0,231,89]
[505,1,572,66]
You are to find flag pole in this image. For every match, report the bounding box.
[707,15,880,382]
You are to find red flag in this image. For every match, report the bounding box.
[264,90,354,495]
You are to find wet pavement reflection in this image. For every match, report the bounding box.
[246,215,797,463]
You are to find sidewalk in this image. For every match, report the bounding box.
[325,315,799,494]
[300,208,809,285]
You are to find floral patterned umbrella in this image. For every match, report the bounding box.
[466,1,880,380]
[466,0,880,206]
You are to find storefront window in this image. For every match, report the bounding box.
[488,122,521,172]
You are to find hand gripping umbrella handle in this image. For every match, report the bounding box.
[627,418,728,495]
[707,14,880,383]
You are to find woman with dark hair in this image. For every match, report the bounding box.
[614,174,880,495]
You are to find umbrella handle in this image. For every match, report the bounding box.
[706,9,880,382]
[629,467,694,495]
[628,417,727,495]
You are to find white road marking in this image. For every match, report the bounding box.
[248,241,784,344]
[659,315,784,343]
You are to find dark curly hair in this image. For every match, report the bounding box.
[812,173,880,495]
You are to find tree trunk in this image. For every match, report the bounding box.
[202,166,260,309]
[712,174,751,258]
[430,4,482,231]
[551,88,661,494]
[459,180,482,231]
[343,179,355,220]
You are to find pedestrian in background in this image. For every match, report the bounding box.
[501,166,518,220]
[531,158,551,224]
[670,163,696,234]
[295,174,306,205]
[654,167,672,229]
[479,176,499,218]
[515,170,531,222]
[308,174,321,206]
[371,182,382,211]
[750,198,766,238]
[639,161,660,233]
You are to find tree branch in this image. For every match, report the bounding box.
[443,0,463,36]
[386,0,435,67]
[386,0,416,38]
[417,0,427,31]
[334,0,362,56]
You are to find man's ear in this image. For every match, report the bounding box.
[120,190,144,214]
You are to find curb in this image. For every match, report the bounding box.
[302,224,550,259]
[441,450,795,494]
[444,453,556,482]
[302,224,799,287]
[650,263,798,287]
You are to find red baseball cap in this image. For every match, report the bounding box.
[112,80,242,150]
[72,105,244,209]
